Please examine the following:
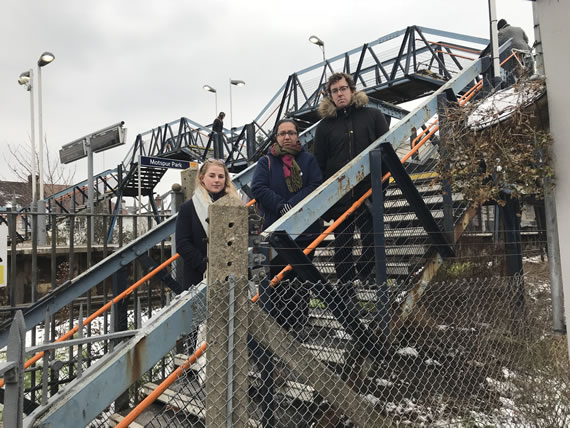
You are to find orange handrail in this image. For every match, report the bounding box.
[424,40,483,55]
[0,254,180,389]
[500,51,519,67]
[435,50,475,62]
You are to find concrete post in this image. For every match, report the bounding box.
[206,195,248,428]
[5,310,25,428]
[180,164,198,202]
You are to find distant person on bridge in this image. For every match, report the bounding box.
[314,72,389,287]
[211,112,226,159]
[175,158,241,289]
[251,118,322,333]
[481,18,534,84]
[212,111,225,133]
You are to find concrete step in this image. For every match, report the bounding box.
[139,382,263,427]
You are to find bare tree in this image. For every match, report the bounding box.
[3,137,76,197]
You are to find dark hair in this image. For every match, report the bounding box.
[497,19,508,30]
[218,112,226,118]
[275,118,298,134]
[325,72,356,95]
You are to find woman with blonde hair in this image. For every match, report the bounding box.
[175,159,241,290]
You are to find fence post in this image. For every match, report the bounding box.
[206,195,248,427]
[370,148,390,339]
[5,310,25,428]
[8,208,18,307]
[171,183,186,289]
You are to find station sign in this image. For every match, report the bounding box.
[139,156,195,170]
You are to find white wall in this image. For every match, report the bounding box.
[534,0,570,350]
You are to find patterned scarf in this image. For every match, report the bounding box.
[270,142,303,192]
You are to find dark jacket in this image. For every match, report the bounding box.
[175,199,207,289]
[212,117,224,133]
[314,91,389,219]
[251,149,322,236]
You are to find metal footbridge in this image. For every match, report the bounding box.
[0,25,504,427]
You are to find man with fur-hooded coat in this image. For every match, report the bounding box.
[314,72,389,284]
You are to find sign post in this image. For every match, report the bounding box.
[0,223,7,288]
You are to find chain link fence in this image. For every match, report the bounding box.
[110,264,567,427]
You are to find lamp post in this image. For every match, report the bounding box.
[17,70,37,202]
[229,79,245,140]
[202,84,218,117]
[36,51,54,246]
[309,35,327,85]
[36,51,55,202]
[309,35,326,62]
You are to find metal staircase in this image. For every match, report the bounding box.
[1,27,498,427]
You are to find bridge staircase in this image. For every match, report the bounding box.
[0,27,502,427]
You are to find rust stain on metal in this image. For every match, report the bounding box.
[128,336,147,384]
[355,164,366,183]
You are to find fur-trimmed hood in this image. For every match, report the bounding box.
[318,90,369,118]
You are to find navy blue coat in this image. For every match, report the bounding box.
[175,199,207,290]
[251,149,322,237]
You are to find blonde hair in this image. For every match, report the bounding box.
[195,159,241,201]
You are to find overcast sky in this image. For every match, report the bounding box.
[0,0,535,190]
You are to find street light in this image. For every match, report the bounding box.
[36,51,55,202]
[18,69,37,202]
[309,35,326,62]
[229,79,245,140]
[202,84,218,117]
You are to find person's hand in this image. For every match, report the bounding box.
[280,203,293,216]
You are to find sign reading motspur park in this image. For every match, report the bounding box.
[139,156,195,170]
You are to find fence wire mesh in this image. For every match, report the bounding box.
[114,267,568,427]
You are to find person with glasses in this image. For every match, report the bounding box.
[251,118,322,333]
[314,72,389,287]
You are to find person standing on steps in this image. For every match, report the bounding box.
[252,118,322,334]
[175,158,241,290]
[313,72,389,289]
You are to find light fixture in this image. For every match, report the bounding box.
[309,35,324,47]
[229,79,246,140]
[203,84,218,117]
[18,71,31,87]
[37,51,55,67]
[17,69,36,202]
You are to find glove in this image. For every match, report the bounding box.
[280,203,293,216]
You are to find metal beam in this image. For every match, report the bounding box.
[379,141,454,258]
[0,216,177,349]
[24,283,206,428]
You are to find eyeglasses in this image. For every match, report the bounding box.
[330,85,350,95]
[277,130,298,137]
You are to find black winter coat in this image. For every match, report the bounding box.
[314,91,389,219]
[251,149,322,235]
[175,199,207,290]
